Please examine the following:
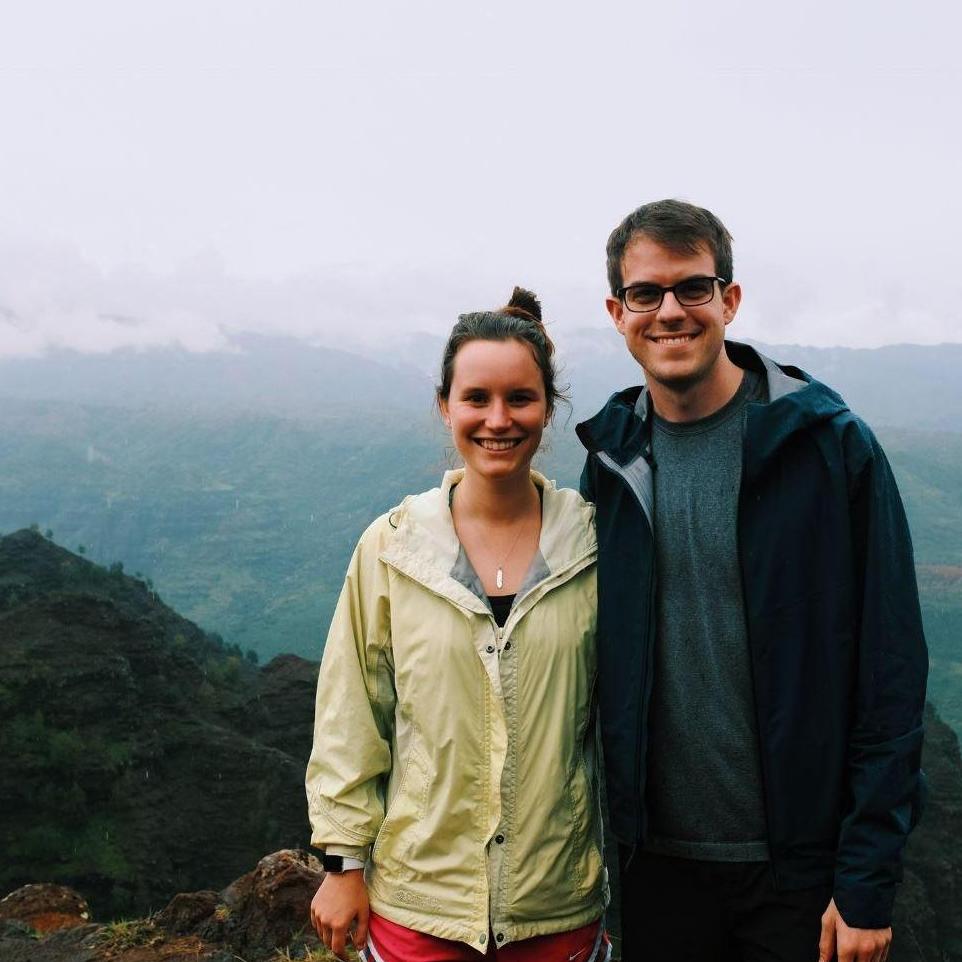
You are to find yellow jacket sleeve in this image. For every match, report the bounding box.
[305,515,396,859]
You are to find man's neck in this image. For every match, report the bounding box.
[647,354,745,423]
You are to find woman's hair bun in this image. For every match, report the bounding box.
[506,286,542,323]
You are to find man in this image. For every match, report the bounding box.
[577,199,927,962]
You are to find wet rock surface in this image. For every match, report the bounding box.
[0,850,327,962]
[0,882,91,933]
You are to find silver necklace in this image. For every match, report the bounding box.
[453,486,533,590]
[494,522,527,590]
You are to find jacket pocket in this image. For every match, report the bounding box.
[566,759,605,898]
[371,742,429,871]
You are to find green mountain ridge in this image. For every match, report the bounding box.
[0,528,316,920]
[1,339,961,734]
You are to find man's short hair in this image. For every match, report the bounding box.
[606,199,734,296]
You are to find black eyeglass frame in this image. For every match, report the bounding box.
[616,275,731,313]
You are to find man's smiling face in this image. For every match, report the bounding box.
[607,235,741,407]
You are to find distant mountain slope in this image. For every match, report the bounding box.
[0,398,445,660]
[560,332,962,430]
[0,333,434,417]
[2,337,961,732]
[2,332,961,430]
[2,399,961,733]
[750,341,962,433]
[0,529,317,920]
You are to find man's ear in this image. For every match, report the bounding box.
[722,282,742,325]
[606,295,627,335]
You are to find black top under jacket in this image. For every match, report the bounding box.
[576,341,928,930]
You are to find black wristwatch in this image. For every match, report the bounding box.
[322,853,346,873]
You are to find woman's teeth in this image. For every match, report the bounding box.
[476,438,522,450]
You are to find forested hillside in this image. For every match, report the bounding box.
[1,337,961,735]
[0,529,315,919]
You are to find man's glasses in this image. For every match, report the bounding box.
[617,275,729,313]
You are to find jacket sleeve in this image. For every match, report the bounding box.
[305,515,396,861]
[833,422,928,929]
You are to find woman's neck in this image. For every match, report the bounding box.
[454,471,539,526]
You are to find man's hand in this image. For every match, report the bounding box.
[310,870,369,960]
[818,898,891,962]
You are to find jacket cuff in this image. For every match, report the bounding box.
[833,882,896,930]
[321,843,371,862]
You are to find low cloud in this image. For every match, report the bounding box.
[0,239,959,359]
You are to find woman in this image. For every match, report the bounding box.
[307,288,609,961]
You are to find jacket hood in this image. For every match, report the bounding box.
[576,340,851,474]
[380,469,596,613]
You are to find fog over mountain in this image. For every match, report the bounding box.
[1,331,961,431]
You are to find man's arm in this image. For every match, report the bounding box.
[819,897,892,962]
[832,421,928,932]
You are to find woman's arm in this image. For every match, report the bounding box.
[310,869,369,957]
[305,515,397,952]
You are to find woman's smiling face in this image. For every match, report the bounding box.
[439,338,548,484]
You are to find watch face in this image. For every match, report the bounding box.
[322,854,345,873]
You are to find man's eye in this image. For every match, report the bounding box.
[677,278,713,300]
[626,285,662,307]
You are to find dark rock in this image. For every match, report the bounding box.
[0,882,91,932]
[0,922,100,962]
[202,849,324,959]
[154,889,219,935]
[0,918,35,939]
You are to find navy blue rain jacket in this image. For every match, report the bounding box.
[577,341,927,929]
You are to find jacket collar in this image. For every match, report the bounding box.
[576,340,850,473]
[379,469,596,613]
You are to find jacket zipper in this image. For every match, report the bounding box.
[484,558,594,936]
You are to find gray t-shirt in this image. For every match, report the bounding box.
[645,368,770,861]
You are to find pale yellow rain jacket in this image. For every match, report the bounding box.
[306,470,607,950]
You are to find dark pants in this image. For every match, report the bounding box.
[618,849,832,962]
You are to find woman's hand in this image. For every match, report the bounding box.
[310,870,369,960]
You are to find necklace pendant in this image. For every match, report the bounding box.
[496,567,504,590]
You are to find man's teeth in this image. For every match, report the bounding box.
[477,439,522,450]
[657,334,696,344]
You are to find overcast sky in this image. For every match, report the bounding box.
[1,0,960,358]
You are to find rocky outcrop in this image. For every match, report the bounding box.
[0,530,316,921]
[0,883,91,934]
[0,850,327,962]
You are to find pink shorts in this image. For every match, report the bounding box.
[363,911,611,962]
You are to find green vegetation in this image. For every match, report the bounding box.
[1,397,960,739]
[93,917,161,952]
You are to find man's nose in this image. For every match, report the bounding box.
[656,290,687,322]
